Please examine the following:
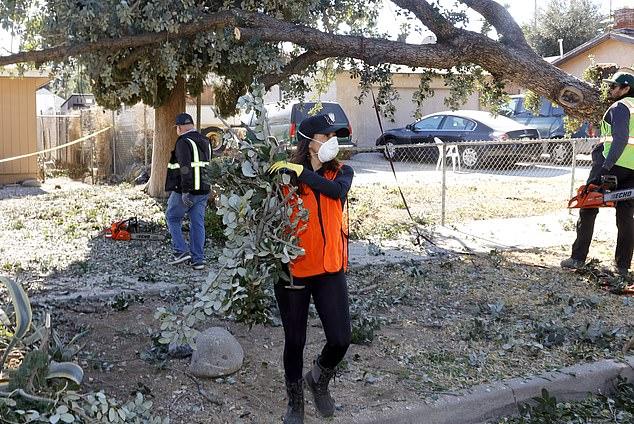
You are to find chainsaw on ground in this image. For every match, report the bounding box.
[104,217,164,241]
[568,175,634,208]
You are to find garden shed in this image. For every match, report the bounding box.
[0,70,50,184]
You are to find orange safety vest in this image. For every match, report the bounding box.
[285,168,349,278]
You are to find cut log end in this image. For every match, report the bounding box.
[558,86,584,108]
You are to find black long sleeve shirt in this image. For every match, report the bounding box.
[298,163,354,202]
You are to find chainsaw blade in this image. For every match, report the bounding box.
[603,188,634,203]
[129,233,165,241]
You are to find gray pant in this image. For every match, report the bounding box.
[571,144,634,269]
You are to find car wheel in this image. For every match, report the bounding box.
[383,141,400,161]
[460,146,480,168]
[550,142,572,165]
[201,126,227,156]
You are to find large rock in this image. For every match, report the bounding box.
[189,327,244,378]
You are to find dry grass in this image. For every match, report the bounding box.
[349,175,577,240]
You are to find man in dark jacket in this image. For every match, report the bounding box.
[562,68,634,275]
[165,113,211,270]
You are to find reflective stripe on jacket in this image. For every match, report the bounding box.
[165,131,211,194]
[602,97,634,170]
[287,168,349,278]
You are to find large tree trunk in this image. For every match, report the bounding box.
[147,78,186,198]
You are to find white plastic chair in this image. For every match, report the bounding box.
[434,137,461,171]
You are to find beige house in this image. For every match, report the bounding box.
[264,70,505,148]
[333,72,483,147]
[551,8,634,77]
[0,71,50,184]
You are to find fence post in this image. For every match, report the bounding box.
[441,142,447,226]
[111,111,117,176]
[90,139,95,185]
[569,138,578,213]
[196,93,202,131]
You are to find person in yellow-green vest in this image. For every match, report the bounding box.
[165,113,212,270]
[562,68,634,276]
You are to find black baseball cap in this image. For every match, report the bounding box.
[297,114,350,140]
[175,113,194,125]
[602,68,634,87]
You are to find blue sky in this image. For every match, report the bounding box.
[378,0,631,42]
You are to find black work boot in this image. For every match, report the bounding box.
[283,378,304,424]
[304,357,336,417]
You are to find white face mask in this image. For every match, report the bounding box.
[298,130,340,162]
[316,136,339,162]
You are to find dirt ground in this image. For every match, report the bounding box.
[1,178,632,424]
[51,249,632,424]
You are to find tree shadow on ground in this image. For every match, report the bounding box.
[0,185,48,200]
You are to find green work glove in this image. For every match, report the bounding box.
[268,161,304,176]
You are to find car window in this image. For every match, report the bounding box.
[292,103,348,124]
[440,116,476,131]
[513,97,531,116]
[538,98,552,117]
[551,103,565,117]
[506,98,521,115]
[504,97,530,116]
[265,103,292,126]
[413,115,444,130]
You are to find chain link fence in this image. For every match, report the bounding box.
[342,138,599,228]
[35,105,153,183]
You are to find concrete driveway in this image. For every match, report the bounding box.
[345,152,592,186]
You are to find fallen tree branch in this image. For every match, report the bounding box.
[0,6,604,120]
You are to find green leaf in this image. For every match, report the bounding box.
[0,276,32,340]
[108,407,117,422]
[60,413,75,423]
[46,361,84,385]
[241,161,256,177]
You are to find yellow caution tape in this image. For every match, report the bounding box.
[0,126,112,164]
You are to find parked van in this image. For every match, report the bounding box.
[243,101,354,146]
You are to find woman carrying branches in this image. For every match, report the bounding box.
[268,114,353,423]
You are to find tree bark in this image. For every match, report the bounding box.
[147,78,185,198]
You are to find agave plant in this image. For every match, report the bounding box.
[0,276,83,405]
[0,277,168,423]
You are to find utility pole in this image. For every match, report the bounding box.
[534,0,537,29]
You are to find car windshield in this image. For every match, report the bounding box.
[293,103,348,123]
[502,97,529,116]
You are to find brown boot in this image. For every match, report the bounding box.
[304,357,336,417]
[283,378,304,424]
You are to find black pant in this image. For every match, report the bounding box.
[571,147,634,268]
[274,270,351,383]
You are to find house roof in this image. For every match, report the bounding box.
[551,28,634,66]
[60,93,95,110]
[0,68,50,90]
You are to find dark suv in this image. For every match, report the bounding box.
[262,101,354,146]
[501,95,593,164]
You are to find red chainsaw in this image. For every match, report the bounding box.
[568,175,634,208]
[104,217,164,241]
